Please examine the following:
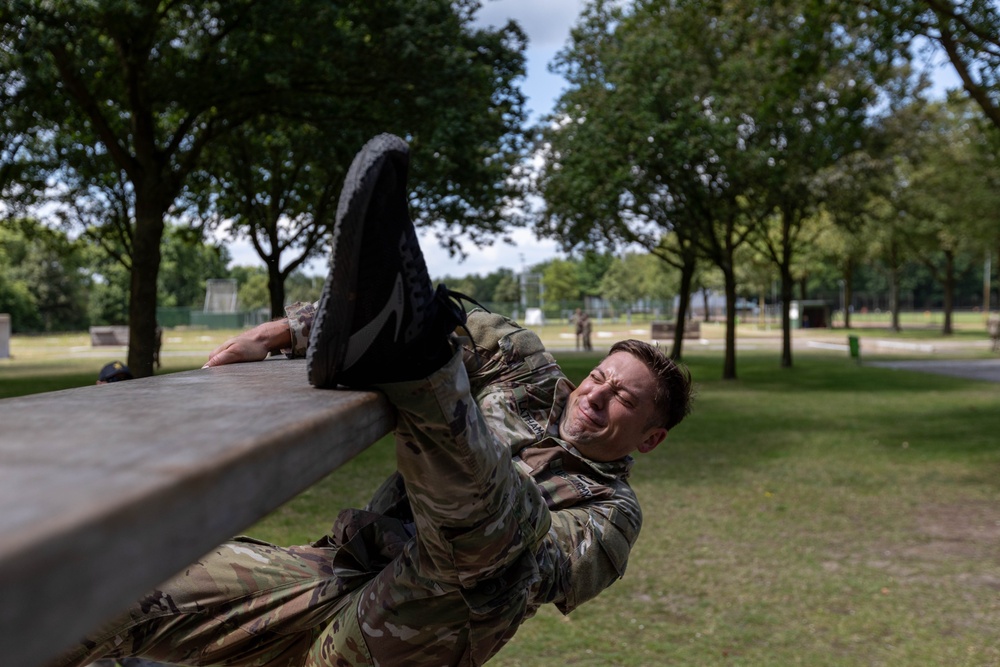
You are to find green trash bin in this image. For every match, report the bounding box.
[848,335,860,362]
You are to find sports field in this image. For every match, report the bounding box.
[2,320,999,666]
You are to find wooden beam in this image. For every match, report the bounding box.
[0,358,394,667]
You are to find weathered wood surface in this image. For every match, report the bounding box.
[0,358,394,667]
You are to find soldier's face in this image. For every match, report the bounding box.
[559,352,667,462]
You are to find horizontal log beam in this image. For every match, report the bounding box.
[0,358,394,667]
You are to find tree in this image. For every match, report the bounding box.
[2,0,528,376]
[0,219,90,332]
[538,0,777,377]
[811,151,890,328]
[158,225,231,309]
[233,267,271,314]
[541,258,581,308]
[492,270,521,305]
[195,7,529,318]
[193,119,340,319]
[857,0,1000,131]
[599,253,673,320]
[702,0,884,368]
[574,251,614,300]
[902,97,1000,333]
[0,223,41,331]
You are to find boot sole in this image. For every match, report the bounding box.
[307,134,410,388]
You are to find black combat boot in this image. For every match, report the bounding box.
[308,133,467,388]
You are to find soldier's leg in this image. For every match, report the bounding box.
[378,349,551,586]
[49,539,353,667]
[305,132,553,587]
[302,133,556,662]
[303,351,552,666]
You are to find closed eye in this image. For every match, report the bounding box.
[616,391,636,409]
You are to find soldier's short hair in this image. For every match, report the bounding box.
[608,339,692,431]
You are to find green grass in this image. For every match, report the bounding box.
[242,352,1000,667]
[3,327,999,665]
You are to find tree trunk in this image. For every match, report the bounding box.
[671,259,696,362]
[701,288,711,323]
[723,265,737,380]
[127,200,165,378]
[942,250,954,335]
[843,258,854,329]
[889,267,901,332]
[268,264,287,321]
[778,205,795,368]
[780,265,793,368]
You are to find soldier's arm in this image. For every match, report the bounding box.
[545,500,642,615]
[205,302,317,367]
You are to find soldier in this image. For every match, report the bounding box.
[572,307,584,350]
[581,311,593,351]
[53,134,693,667]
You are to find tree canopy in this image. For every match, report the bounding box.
[1,0,529,375]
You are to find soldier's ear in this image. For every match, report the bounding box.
[637,428,667,454]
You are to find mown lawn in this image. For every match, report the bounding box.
[3,331,999,666]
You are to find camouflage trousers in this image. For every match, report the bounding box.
[52,348,552,667]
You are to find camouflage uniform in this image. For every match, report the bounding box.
[55,310,642,667]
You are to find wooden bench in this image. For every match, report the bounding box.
[0,359,394,667]
[651,320,701,340]
[89,325,130,346]
[89,326,164,367]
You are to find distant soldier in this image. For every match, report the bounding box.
[581,311,593,351]
[573,307,584,350]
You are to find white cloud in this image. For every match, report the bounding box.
[475,0,587,50]
[419,226,563,280]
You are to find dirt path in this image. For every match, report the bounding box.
[867,359,1000,383]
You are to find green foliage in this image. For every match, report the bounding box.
[158,225,232,309]
[572,251,613,296]
[87,260,130,326]
[541,259,581,304]
[0,219,90,332]
[1,0,530,372]
[854,0,1000,132]
[234,268,270,313]
[285,273,324,307]
[492,271,521,304]
[599,253,675,311]
[229,265,322,313]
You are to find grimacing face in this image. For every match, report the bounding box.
[558,351,668,462]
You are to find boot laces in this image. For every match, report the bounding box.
[434,285,488,342]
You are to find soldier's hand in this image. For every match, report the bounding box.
[204,320,291,367]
